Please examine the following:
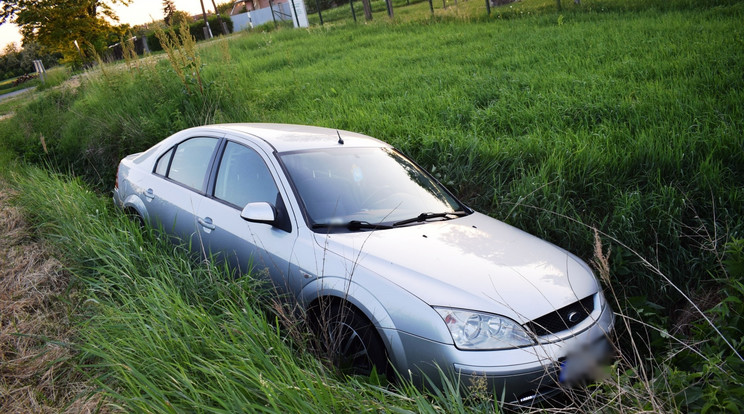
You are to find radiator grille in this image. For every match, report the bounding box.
[524,295,594,337]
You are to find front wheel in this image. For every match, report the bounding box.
[312,302,389,378]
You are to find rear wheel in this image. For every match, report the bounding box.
[125,208,145,229]
[312,302,389,378]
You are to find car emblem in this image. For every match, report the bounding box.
[566,311,580,324]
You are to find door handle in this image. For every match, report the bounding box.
[197,216,216,231]
[144,188,154,200]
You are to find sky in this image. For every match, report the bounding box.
[0,0,213,51]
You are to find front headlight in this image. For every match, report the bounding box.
[434,307,535,350]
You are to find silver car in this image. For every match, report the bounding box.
[113,123,614,403]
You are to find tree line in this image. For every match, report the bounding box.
[0,43,60,81]
[0,0,233,71]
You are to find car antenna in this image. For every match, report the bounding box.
[336,130,344,145]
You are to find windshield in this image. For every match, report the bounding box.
[279,147,465,229]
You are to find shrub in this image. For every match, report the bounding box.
[190,14,235,40]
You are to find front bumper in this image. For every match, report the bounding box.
[387,298,615,403]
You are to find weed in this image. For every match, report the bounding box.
[154,23,205,95]
[120,33,140,72]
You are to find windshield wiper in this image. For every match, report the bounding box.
[392,211,468,227]
[312,220,393,231]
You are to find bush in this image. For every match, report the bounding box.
[190,14,235,40]
[146,31,163,52]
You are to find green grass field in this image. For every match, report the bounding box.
[0,77,17,90]
[1,0,743,411]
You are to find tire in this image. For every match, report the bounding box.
[125,208,145,229]
[313,302,389,378]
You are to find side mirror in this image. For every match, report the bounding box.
[240,202,277,225]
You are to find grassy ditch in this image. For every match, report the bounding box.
[0,0,742,410]
[0,182,104,412]
[7,166,510,413]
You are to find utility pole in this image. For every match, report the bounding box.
[385,0,393,17]
[316,0,324,25]
[199,0,213,39]
[361,0,372,20]
[73,40,86,65]
[210,0,229,35]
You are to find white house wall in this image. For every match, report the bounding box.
[231,12,253,31]
[231,4,294,31]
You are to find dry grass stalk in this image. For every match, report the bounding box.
[121,35,139,72]
[154,23,205,95]
[591,228,612,287]
[0,182,109,413]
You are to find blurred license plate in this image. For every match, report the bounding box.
[559,339,610,384]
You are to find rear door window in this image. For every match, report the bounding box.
[167,137,219,191]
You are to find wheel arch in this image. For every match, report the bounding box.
[122,194,148,223]
[300,277,409,375]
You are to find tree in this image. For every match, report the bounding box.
[162,1,190,27]
[172,10,192,27]
[0,41,59,80]
[163,0,177,26]
[0,43,21,79]
[215,1,234,15]
[0,0,132,63]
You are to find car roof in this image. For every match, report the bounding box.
[208,123,391,153]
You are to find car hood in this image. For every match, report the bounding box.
[312,212,599,323]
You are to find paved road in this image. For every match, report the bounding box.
[0,86,36,102]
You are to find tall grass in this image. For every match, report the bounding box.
[8,158,742,413]
[0,176,104,413]
[35,65,73,91]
